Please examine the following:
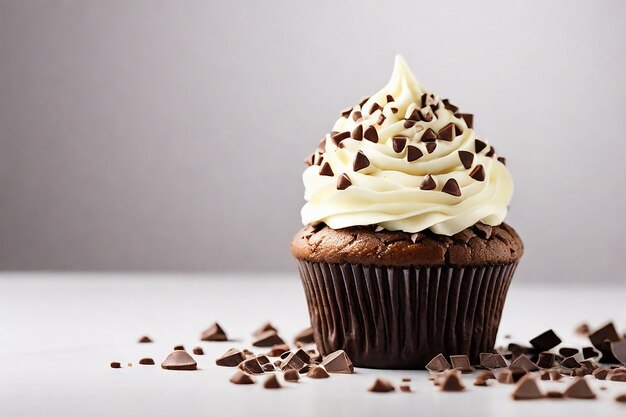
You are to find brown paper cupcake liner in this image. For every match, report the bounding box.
[297,260,517,369]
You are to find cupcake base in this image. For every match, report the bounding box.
[297,260,517,369]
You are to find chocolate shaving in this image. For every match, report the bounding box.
[419,175,437,191]
[469,165,485,181]
[353,151,370,172]
[337,173,352,190]
[392,136,407,153]
[363,126,378,143]
[458,150,474,169]
[407,145,423,162]
[442,178,461,197]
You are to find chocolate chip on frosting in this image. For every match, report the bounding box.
[337,174,352,190]
[459,113,473,128]
[370,102,383,113]
[340,106,353,118]
[313,153,323,166]
[351,124,363,141]
[386,94,394,103]
[469,165,485,181]
[304,152,314,167]
[377,113,386,125]
[498,156,506,165]
[407,108,421,121]
[426,142,437,154]
[353,151,370,172]
[438,123,457,141]
[331,131,350,145]
[390,107,398,114]
[442,98,459,113]
[420,174,436,190]
[475,139,487,153]
[458,150,474,169]
[442,178,462,196]
[364,126,378,143]
[421,128,437,142]
[486,146,495,157]
[403,119,417,128]
[420,107,434,122]
[392,136,407,153]
[319,162,334,177]
[358,96,370,107]
[407,145,423,162]
[352,110,362,122]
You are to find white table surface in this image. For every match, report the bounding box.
[1,272,625,417]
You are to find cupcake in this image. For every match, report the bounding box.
[291,55,523,369]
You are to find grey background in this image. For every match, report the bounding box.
[1,0,625,282]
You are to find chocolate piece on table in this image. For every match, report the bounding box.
[529,329,562,352]
[263,374,282,389]
[421,128,437,142]
[283,369,300,382]
[161,351,197,371]
[579,360,598,373]
[319,162,334,177]
[252,330,285,347]
[192,346,204,355]
[351,124,363,141]
[546,391,564,398]
[110,362,121,369]
[481,353,507,369]
[511,355,539,372]
[216,348,245,367]
[321,350,354,374]
[298,365,312,374]
[575,323,590,335]
[559,347,579,358]
[563,377,596,399]
[407,145,423,162]
[230,370,255,385]
[469,164,485,181]
[450,355,474,373]
[353,151,370,172]
[474,379,488,387]
[238,357,264,375]
[616,394,626,403]
[508,343,537,360]
[139,358,155,365]
[262,363,275,372]
[400,383,411,392]
[402,377,412,382]
[256,355,270,365]
[267,344,290,357]
[368,378,395,393]
[336,174,352,190]
[539,370,551,380]
[392,136,407,153]
[307,349,322,363]
[138,336,153,343]
[173,345,184,351]
[609,370,626,382]
[536,352,556,368]
[200,322,228,342]
[476,370,495,384]
[294,327,315,344]
[307,365,330,379]
[512,375,543,400]
[458,113,473,128]
[611,340,626,365]
[498,367,527,384]
[458,150,474,169]
[425,353,451,372]
[280,349,312,372]
[442,179,461,197]
[440,370,465,392]
[475,139,487,153]
[363,126,378,143]
[582,347,598,359]
[561,356,581,369]
[438,123,457,141]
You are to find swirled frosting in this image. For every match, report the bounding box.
[301,55,513,236]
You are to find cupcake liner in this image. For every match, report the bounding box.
[297,260,517,369]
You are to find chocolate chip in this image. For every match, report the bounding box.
[583,347,599,359]
[407,108,421,121]
[480,353,507,369]
[407,145,423,162]
[512,375,543,400]
[426,142,437,154]
[331,131,350,145]
[386,94,394,103]
[110,362,121,369]
[294,327,314,344]
[368,378,395,393]
[352,110,362,122]
[263,374,281,389]
[420,107,434,122]
[474,223,493,239]
[442,178,461,196]
[364,126,378,143]
[238,357,264,375]
[340,106,353,118]
[161,351,197,370]
[559,347,579,357]
[536,352,556,368]
[438,123,457,141]
[337,173,352,190]
[616,394,626,403]
[192,346,204,355]
[200,322,227,341]
[280,349,312,372]
[469,165,485,181]
[593,368,609,380]
[392,136,407,153]
[353,151,370,172]
[358,96,370,107]
[370,102,383,114]
[230,370,255,385]
[458,113,473,128]
[475,139,487,153]
[440,370,465,391]
[262,363,275,372]
[320,350,354,374]
[283,369,300,382]
[458,150,474,169]
[561,356,581,369]
[486,147,495,157]
[351,124,363,141]
[403,119,417,128]
[511,355,539,372]
[138,336,153,343]
[253,322,277,336]
[319,162,334,177]
[611,340,626,365]
[400,383,412,392]
[307,365,330,379]
[425,353,451,372]
[575,323,590,335]
[450,355,474,373]
[139,358,155,365]
[257,355,271,366]
[421,128,437,142]
[530,329,562,352]
[390,107,398,114]
[267,344,290,357]
[497,368,527,384]
[497,156,506,165]
[377,113,386,125]
[442,99,459,113]
[563,377,596,399]
[419,174,437,191]
[216,348,245,367]
[173,345,185,351]
[252,330,285,347]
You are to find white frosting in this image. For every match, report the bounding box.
[301,55,513,236]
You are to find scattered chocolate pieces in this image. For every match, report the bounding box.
[450,355,474,373]
[475,139,487,153]
[200,322,227,342]
[611,340,626,365]
[321,350,354,374]
[564,377,596,399]
[497,368,527,384]
[442,178,461,197]
[590,323,621,363]
[421,128,437,142]
[583,347,599,359]
[512,375,543,400]
[216,348,245,367]
[530,329,562,352]
[546,391,564,399]
[267,344,290,357]
[283,369,300,382]
[173,345,185,351]
[252,330,285,347]
[192,346,204,355]
[293,327,314,344]
[559,347,579,357]
[353,151,370,172]
[256,355,270,365]
[392,136,407,153]
[474,370,495,386]
[480,353,507,369]
[230,370,255,385]
[139,358,155,365]
[337,173,352,190]
[426,353,451,372]
[440,370,465,392]
[368,378,395,393]
[263,374,282,389]
[469,165,485,181]
[319,162,334,177]
[458,150,474,169]
[110,362,121,369]
[407,145,423,162]
[511,355,539,372]
[363,126,378,143]
[238,357,264,375]
[280,349,312,372]
[536,352,556,368]
[161,351,197,371]
[561,356,581,369]
[307,365,330,379]
[138,336,153,343]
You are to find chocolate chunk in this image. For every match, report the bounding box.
[421,128,437,142]
[559,347,579,357]
[307,365,330,379]
[440,370,465,391]
[138,336,153,343]
[161,351,197,371]
[580,360,598,373]
[304,153,314,167]
[331,131,350,145]
[255,355,269,366]
[572,368,587,377]
[498,367,527,384]
[377,113,386,125]
[110,362,121,369]
[475,139,487,153]
[609,371,626,382]
[173,345,185,351]
[511,355,539,372]
[420,107,434,122]
[262,363,275,372]
[474,379,488,387]
[252,330,285,347]
[139,358,155,365]
[536,352,556,368]
[583,347,599,359]
[425,353,451,372]
[392,136,407,153]
[292,327,313,344]
[400,383,412,392]
[442,178,461,197]
[319,162,334,177]
[364,126,378,143]
[564,377,596,399]
[263,374,281,389]
[450,355,474,373]
[340,106,353,118]
[321,350,354,374]
[575,323,590,335]
[474,223,493,239]
[458,150,474,169]
[238,357,264,375]
[480,353,507,369]
[353,151,370,172]
[407,145,423,162]
[407,108,422,121]
[386,94,394,103]
[191,346,204,355]
[267,344,290,357]
[616,394,626,403]
[283,369,300,382]
[230,370,255,385]
[337,173,352,190]
[402,377,412,382]
[351,124,363,141]
[370,102,383,113]
[611,340,626,365]
[200,322,227,341]
[549,370,562,380]
[561,356,581,369]
[458,113,473,128]
[317,137,327,153]
[593,368,609,380]
[438,123,457,141]
[469,165,485,181]
[403,119,417,128]
[477,370,496,382]
[358,96,370,107]
[368,378,395,393]
[512,375,543,400]
[298,364,312,374]
[426,142,437,154]
[352,110,363,122]
[442,99,459,113]
[419,175,437,191]
[539,370,551,380]
[280,349,312,372]
[530,329,562,352]
[497,156,506,165]
[486,147,495,157]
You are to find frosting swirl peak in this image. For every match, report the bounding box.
[301,55,513,236]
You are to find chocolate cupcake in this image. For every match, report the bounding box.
[291,56,523,369]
